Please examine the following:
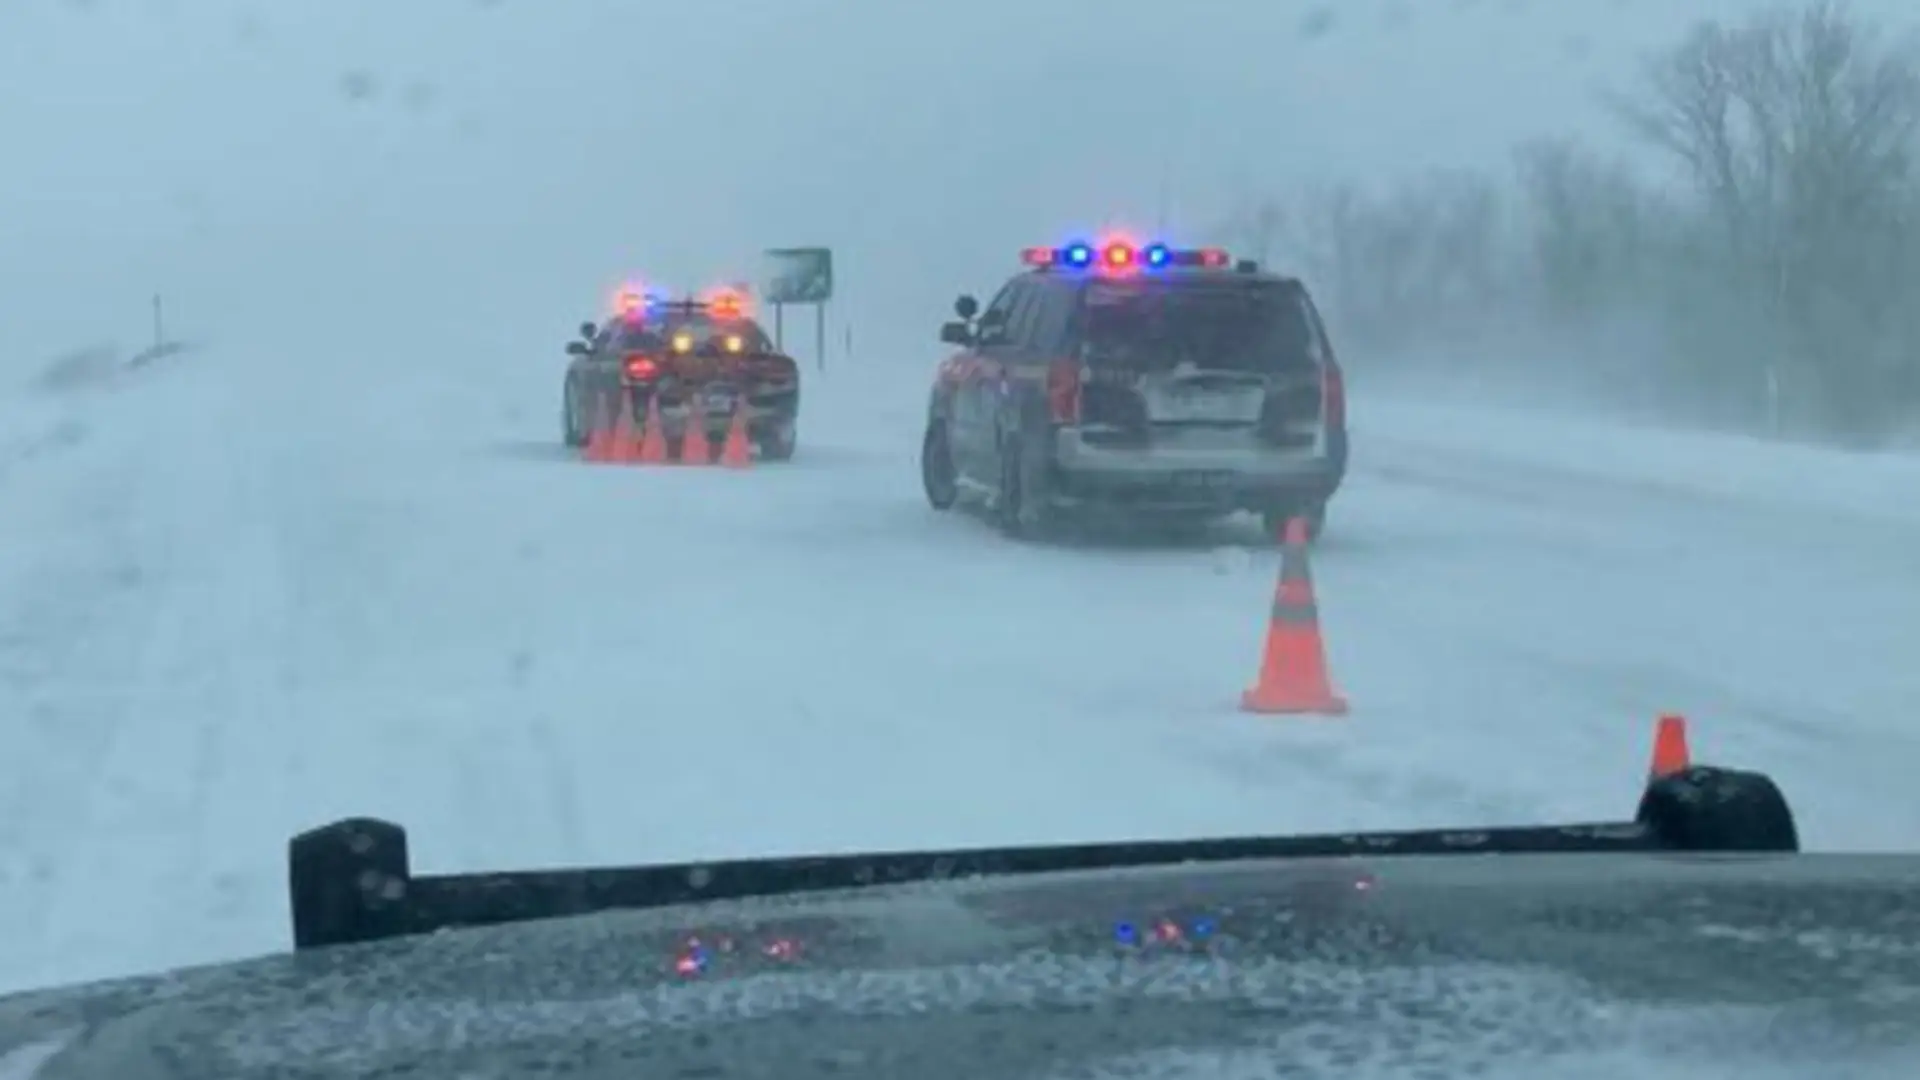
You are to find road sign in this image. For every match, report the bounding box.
[760,247,833,305]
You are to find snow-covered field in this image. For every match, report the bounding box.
[2,339,1914,995]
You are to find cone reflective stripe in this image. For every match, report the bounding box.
[1271,524,1319,624]
[1278,525,1309,581]
[1271,578,1318,624]
[719,397,752,468]
[637,395,668,463]
[1241,515,1347,716]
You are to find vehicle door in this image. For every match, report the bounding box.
[570,318,620,412]
[1003,276,1077,441]
[949,280,1023,481]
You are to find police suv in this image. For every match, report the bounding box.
[920,241,1348,540]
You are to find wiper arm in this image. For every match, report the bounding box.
[288,763,1797,951]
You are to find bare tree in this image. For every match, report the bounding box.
[1226,173,1509,356]
[1275,181,1372,337]
[1203,2,1920,439]
[1614,1,1920,436]
[1513,139,1651,320]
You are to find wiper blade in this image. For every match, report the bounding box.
[287,764,1797,951]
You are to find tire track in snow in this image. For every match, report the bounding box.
[236,369,592,877]
[0,357,237,991]
[1344,425,1920,849]
[0,355,309,989]
[0,463,155,991]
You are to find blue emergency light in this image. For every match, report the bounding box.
[613,284,672,320]
[1021,241,1230,272]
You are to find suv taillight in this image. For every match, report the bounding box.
[623,354,659,382]
[1322,363,1345,429]
[1046,358,1082,424]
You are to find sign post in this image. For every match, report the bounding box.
[759,247,834,372]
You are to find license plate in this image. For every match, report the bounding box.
[1146,388,1263,423]
[701,389,737,413]
[1170,470,1235,491]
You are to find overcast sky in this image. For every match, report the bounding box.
[3,0,1916,364]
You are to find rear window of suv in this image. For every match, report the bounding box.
[655,313,775,351]
[1081,279,1318,374]
[613,315,775,353]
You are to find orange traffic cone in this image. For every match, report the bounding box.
[637,395,668,464]
[1241,516,1347,715]
[719,398,752,468]
[608,393,640,464]
[1648,713,1691,780]
[681,396,713,465]
[582,395,615,463]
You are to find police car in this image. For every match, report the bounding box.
[920,240,1348,540]
[562,285,800,461]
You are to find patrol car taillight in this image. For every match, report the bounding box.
[1046,358,1081,424]
[623,354,660,381]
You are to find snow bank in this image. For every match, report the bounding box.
[1359,398,1918,528]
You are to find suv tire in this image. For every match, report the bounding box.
[922,422,958,510]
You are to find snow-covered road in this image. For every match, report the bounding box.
[2,342,1914,994]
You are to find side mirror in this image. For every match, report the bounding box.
[565,341,589,356]
[954,294,979,320]
[578,321,598,341]
[939,322,973,347]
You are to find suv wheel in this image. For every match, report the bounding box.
[562,377,586,448]
[921,421,958,510]
[995,437,1039,538]
[757,424,797,462]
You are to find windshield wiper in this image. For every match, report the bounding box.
[287,763,1797,951]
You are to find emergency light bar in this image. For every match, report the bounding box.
[1021,242,1230,272]
[612,280,752,322]
[646,291,750,320]
[654,299,709,315]
[648,298,732,317]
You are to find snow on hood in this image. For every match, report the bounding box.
[193,949,1914,1078]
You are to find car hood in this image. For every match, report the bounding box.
[4,853,1919,1079]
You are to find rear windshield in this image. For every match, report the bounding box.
[1080,281,1318,373]
[614,314,774,353]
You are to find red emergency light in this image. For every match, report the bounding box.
[704,287,749,320]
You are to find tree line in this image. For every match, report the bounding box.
[1221,1,1920,446]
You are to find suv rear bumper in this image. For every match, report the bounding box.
[1044,426,1344,515]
